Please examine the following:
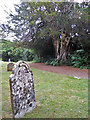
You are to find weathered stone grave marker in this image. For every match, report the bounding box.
[9,61,36,118]
[7,63,14,71]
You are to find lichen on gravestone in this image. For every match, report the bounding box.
[9,61,36,118]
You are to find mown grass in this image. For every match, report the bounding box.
[1,62,88,119]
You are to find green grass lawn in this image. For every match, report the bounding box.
[1,62,88,118]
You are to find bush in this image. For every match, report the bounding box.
[2,39,36,62]
[2,47,35,62]
[33,55,41,63]
[45,58,59,66]
[33,55,49,63]
[71,49,90,69]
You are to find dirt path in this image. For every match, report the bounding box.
[29,63,89,79]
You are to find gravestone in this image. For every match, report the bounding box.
[9,61,36,118]
[7,63,14,71]
[8,58,11,62]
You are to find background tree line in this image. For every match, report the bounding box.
[1,2,90,68]
[1,39,35,62]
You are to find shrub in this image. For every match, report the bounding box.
[2,47,35,62]
[33,55,41,63]
[71,49,90,69]
[45,58,59,66]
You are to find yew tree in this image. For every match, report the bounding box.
[1,2,89,63]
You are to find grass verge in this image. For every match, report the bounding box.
[1,62,88,118]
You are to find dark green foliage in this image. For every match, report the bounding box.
[2,47,35,62]
[45,58,58,66]
[71,49,90,69]
[33,56,59,66]
[33,55,41,63]
[2,39,35,62]
[33,56,51,63]
[31,37,55,58]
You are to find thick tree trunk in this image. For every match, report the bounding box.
[38,51,41,59]
[57,34,70,63]
[52,38,59,58]
[52,32,71,64]
[57,43,67,63]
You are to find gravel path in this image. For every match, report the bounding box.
[29,63,89,79]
